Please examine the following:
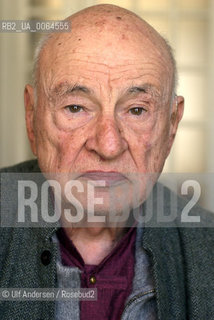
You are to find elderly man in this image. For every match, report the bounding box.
[1,4,214,320]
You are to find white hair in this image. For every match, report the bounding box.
[33,34,52,87]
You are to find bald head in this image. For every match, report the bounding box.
[33,4,177,100]
[25,3,184,194]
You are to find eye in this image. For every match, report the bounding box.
[129,107,146,116]
[64,105,83,113]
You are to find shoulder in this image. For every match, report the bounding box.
[0,159,41,262]
[143,182,214,246]
[0,159,40,173]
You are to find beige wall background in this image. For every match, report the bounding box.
[0,0,214,209]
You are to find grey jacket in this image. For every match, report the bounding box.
[1,160,214,320]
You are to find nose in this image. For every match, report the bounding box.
[85,116,128,160]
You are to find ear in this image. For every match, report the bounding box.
[166,95,184,156]
[24,84,37,156]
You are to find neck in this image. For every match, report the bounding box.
[62,223,128,265]
[59,202,134,264]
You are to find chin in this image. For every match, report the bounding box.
[65,185,143,227]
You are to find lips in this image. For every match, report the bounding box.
[79,171,127,186]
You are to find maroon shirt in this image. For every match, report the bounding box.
[57,227,136,320]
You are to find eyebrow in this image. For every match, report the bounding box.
[126,84,158,95]
[49,82,159,100]
[50,83,92,98]
[127,86,147,93]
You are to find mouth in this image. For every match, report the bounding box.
[79,171,128,187]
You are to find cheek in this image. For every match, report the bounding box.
[133,116,169,151]
[129,110,168,146]
[144,111,171,150]
[148,123,171,171]
[56,133,79,158]
[39,126,89,173]
[129,113,170,170]
[33,110,73,169]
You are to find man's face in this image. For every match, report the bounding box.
[25,19,183,218]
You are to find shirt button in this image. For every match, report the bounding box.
[41,250,52,266]
[89,275,96,284]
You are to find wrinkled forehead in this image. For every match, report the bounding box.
[37,14,173,100]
